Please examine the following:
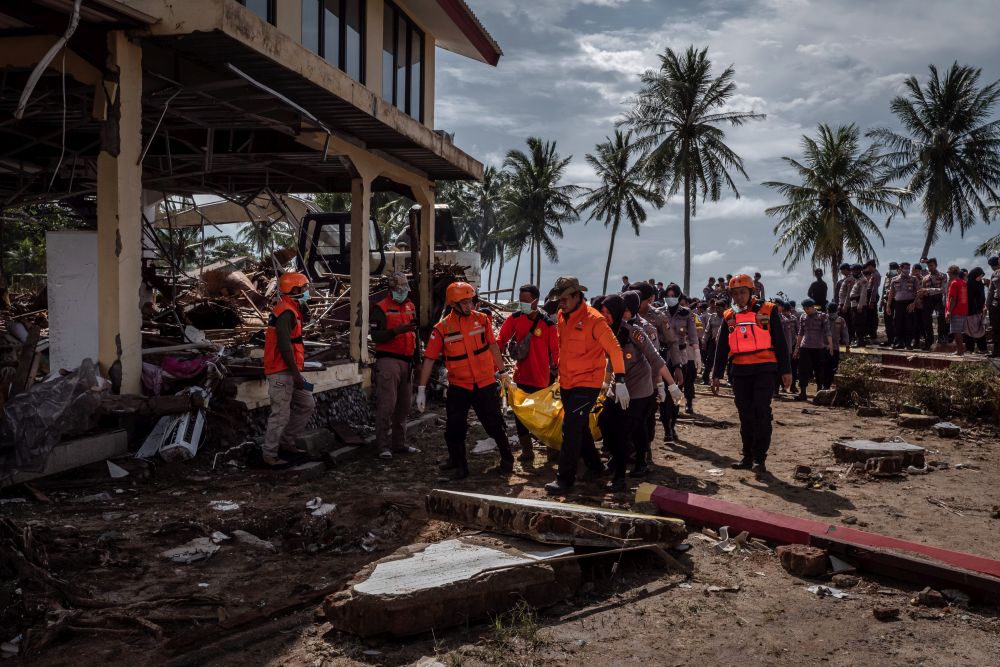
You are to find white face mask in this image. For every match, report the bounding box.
[665,297,679,307]
[518,301,534,314]
[392,289,409,303]
[295,290,310,302]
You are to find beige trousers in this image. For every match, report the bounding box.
[375,357,412,453]
[263,371,316,457]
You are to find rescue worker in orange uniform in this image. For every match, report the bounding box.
[710,274,792,476]
[370,272,421,459]
[415,282,513,479]
[544,276,627,496]
[262,272,316,468]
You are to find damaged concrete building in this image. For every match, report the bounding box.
[0,0,501,475]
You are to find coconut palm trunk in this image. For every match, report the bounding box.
[683,172,692,294]
[602,215,620,294]
[921,213,937,259]
[510,247,522,297]
[536,237,542,292]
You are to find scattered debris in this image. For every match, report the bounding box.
[866,457,903,476]
[706,584,740,594]
[915,587,947,608]
[806,585,849,599]
[831,574,860,588]
[231,530,277,552]
[776,544,828,577]
[705,467,725,477]
[941,588,971,608]
[873,606,900,621]
[906,465,929,475]
[306,497,337,517]
[926,497,964,516]
[106,460,130,478]
[833,438,925,467]
[471,438,497,454]
[161,537,220,564]
[857,406,884,417]
[829,555,858,574]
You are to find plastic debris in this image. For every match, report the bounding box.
[306,497,337,517]
[231,529,277,552]
[209,500,240,511]
[210,531,230,544]
[471,438,497,454]
[107,460,130,478]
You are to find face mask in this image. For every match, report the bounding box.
[518,301,534,314]
[295,290,310,302]
[665,297,679,307]
[392,289,409,303]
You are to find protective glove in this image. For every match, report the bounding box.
[669,383,683,405]
[415,385,427,413]
[614,381,631,410]
[656,382,667,403]
[495,369,511,385]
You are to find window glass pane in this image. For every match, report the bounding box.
[395,14,407,111]
[243,0,272,23]
[323,0,340,64]
[344,0,362,81]
[382,5,394,101]
[301,0,319,52]
[410,30,422,120]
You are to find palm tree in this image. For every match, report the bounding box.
[868,62,1000,258]
[238,220,293,262]
[580,130,665,293]
[502,137,580,290]
[622,45,764,294]
[764,124,906,278]
[974,203,1000,256]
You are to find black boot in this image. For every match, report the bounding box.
[606,478,627,493]
[545,479,573,495]
[731,459,753,470]
[451,463,470,480]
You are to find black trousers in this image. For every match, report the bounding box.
[682,359,696,404]
[921,296,946,344]
[512,383,544,453]
[701,338,717,384]
[445,383,513,468]
[867,305,880,339]
[991,305,1000,354]
[731,371,776,465]
[601,394,653,480]
[557,386,603,486]
[820,349,840,389]
[797,348,826,395]
[884,307,895,344]
[892,300,914,347]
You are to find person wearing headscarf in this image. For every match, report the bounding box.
[965,267,988,353]
[370,272,421,459]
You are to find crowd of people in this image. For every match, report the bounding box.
[256,256,999,488]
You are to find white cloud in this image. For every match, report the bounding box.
[727,238,746,247]
[693,250,725,264]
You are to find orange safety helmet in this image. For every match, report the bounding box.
[278,272,309,294]
[728,273,755,291]
[445,281,476,305]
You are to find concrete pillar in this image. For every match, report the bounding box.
[96,32,142,393]
[413,185,436,325]
[349,174,374,363]
[364,0,383,95]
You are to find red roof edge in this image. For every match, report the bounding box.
[436,0,502,66]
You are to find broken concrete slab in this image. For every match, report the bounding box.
[425,489,687,548]
[161,537,220,564]
[324,533,581,637]
[832,439,925,467]
[776,544,827,577]
[932,422,961,438]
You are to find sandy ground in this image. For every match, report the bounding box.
[3,384,999,666]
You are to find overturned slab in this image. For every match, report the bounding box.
[832,439,925,467]
[426,489,687,548]
[324,534,581,637]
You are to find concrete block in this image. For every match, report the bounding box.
[776,544,828,577]
[897,413,938,429]
[324,533,581,637]
[426,489,687,548]
[932,422,961,438]
[832,439,925,467]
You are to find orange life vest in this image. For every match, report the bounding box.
[433,310,497,389]
[724,300,777,365]
[264,296,305,375]
[374,296,416,358]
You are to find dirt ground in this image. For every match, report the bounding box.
[3,383,999,666]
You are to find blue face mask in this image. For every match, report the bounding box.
[295,290,310,302]
[665,297,679,308]
[392,290,409,303]
[518,301,534,314]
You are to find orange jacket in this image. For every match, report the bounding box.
[724,301,777,365]
[557,302,625,389]
[373,296,416,357]
[425,310,499,390]
[264,297,305,375]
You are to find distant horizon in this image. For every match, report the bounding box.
[437,0,1000,301]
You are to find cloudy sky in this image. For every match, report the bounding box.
[434,0,1000,300]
